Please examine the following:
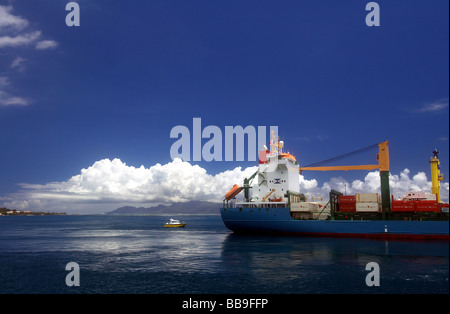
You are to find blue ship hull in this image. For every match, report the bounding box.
[220,207,449,240]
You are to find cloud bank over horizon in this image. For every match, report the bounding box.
[1,158,448,213]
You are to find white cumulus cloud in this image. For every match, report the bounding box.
[1,159,447,213]
[1,158,258,212]
[299,168,448,202]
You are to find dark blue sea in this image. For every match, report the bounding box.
[0,215,448,294]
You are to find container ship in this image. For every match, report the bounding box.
[220,133,449,240]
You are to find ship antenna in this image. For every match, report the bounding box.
[270,130,279,156]
[432,149,439,158]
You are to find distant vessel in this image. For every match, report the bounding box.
[164,218,186,228]
[220,133,449,240]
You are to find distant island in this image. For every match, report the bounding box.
[0,207,66,216]
[106,200,221,215]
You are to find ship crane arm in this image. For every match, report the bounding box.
[299,165,380,172]
[262,190,275,202]
[298,141,389,173]
[299,141,391,218]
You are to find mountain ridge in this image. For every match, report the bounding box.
[106,200,221,215]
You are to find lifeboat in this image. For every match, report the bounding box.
[269,198,283,202]
[225,184,243,201]
[280,153,297,162]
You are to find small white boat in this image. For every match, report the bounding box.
[164,218,186,228]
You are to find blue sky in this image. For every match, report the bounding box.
[0,1,448,213]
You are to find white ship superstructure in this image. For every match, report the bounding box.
[251,132,300,203]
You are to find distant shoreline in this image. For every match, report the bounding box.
[0,201,222,216]
[0,208,66,216]
[106,213,221,216]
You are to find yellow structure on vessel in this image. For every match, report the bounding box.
[430,150,445,203]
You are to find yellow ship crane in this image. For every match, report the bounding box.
[299,141,391,218]
[430,149,445,203]
[299,141,389,173]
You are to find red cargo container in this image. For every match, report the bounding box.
[339,195,356,213]
[415,200,441,212]
[338,195,356,212]
[339,203,356,212]
[339,195,356,203]
[391,200,415,212]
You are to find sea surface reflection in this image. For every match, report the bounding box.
[0,215,447,293]
[219,233,449,293]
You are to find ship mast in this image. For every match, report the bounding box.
[270,130,279,156]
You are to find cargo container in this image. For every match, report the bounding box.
[391,200,415,212]
[290,202,319,212]
[415,200,441,212]
[339,195,356,212]
[356,202,381,212]
[339,195,356,203]
[355,193,379,203]
[290,203,310,212]
[339,203,356,212]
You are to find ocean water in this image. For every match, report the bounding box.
[0,215,448,294]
